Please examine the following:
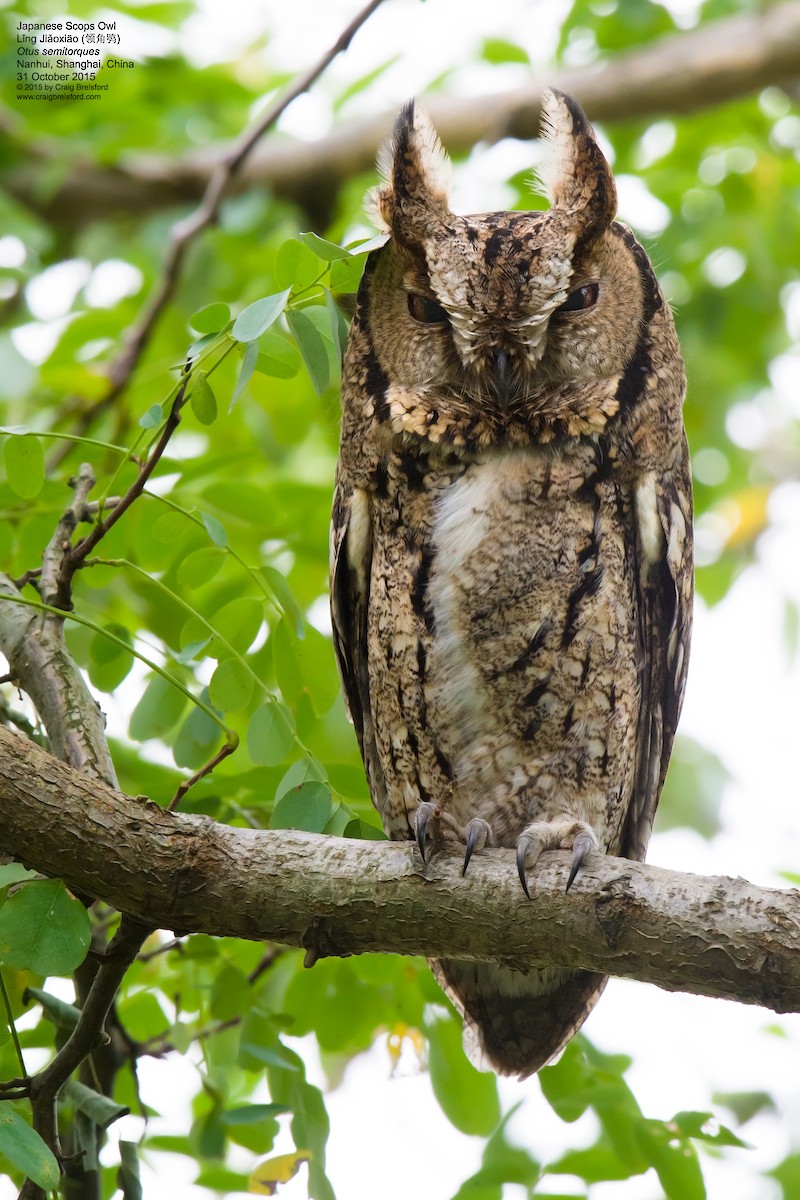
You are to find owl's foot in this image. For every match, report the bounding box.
[462,818,494,876]
[515,819,600,899]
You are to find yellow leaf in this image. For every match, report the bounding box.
[386,1022,426,1072]
[249,1151,312,1195]
[718,485,771,548]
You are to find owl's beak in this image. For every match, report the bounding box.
[492,348,511,408]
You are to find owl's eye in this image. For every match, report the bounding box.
[556,283,600,314]
[408,293,449,325]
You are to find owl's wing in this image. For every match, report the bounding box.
[330,481,386,810]
[625,435,694,862]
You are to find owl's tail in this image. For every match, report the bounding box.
[431,958,607,1078]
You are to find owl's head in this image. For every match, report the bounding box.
[356,90,671,444]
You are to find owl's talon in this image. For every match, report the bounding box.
[516,840,532,900]
[566,832,596,892]
[414,802,436,863]
[462,818,493,876]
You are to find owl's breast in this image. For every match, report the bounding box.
[424,444,639,846]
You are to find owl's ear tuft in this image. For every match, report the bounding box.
[368,100,451,237]
[535,88,617,249]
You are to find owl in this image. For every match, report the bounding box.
[330,90,693,1077]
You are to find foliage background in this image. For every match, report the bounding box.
[1,0,800,1196]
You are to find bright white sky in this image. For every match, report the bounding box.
[5,1,800,1198]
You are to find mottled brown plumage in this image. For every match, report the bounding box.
[330,90,693,1077]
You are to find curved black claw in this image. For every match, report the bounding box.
[516,841,532,900]
[462,824,481,876]
[566,833,595,892]
[415,803,434,864]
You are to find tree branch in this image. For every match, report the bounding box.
[1,723,797,1013]
[7,2,800,230]
[0,571,117,788]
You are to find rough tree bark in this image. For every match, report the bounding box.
[7,1,800,228]
[2,722,799,1013]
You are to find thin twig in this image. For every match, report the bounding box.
[62,373,188,586]
[39,461,96,611]
[18,916,149,1200]
[0,971,27,1080]
[168,739,237,811]
[47,0,389,466]
[138,937,183,964]
[248,945,287,985]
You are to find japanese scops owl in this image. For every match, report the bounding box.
[330,90,693,1077]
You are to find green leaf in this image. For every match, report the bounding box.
[540,1037,632,1125]
[231,290,291,343]
[88,623,134,692]
[187,332,218,359]
[271,780,335,832]
[343,818,386,841]
[129,673,188,742]
[480,36,530,64]
[329,254,366,293]
[200,510,227,547]
[275,757,327,801]
[0,879,90,976]
[175,638,211,664]
[117,990,169,1042]
[209,658,254,712]
[272,618,340,715]
[173,703,220,770]
[635,1119,706,1200]
[138,403,163,429]
[425,1012,501,1136]
[322,805,351,836]
[118,1139,143,1200]
[344,234,389,256]
[452,1104,540,1197]
[63,1079,129,1130]
[0,1106,60,1189]
[176,546,226,589]
[240,1042,300,1071]
[189,370,217,425]
[261,566,304,638]
[324,288,348,360]
[275,239,320,292]
[24,986,80,1031]
[3,435,44,500]
[247,703,296,765]
[256,330,301,379]
[208,597,264,655]
[190,302,231,334]
[672,1110,749,1148]
[298,232,352,261]
[286,309,330,394]
[550,1134,637,1184]
[229,339,259,410]
[220,1104,291,1126]
[771,1151,800,1197]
